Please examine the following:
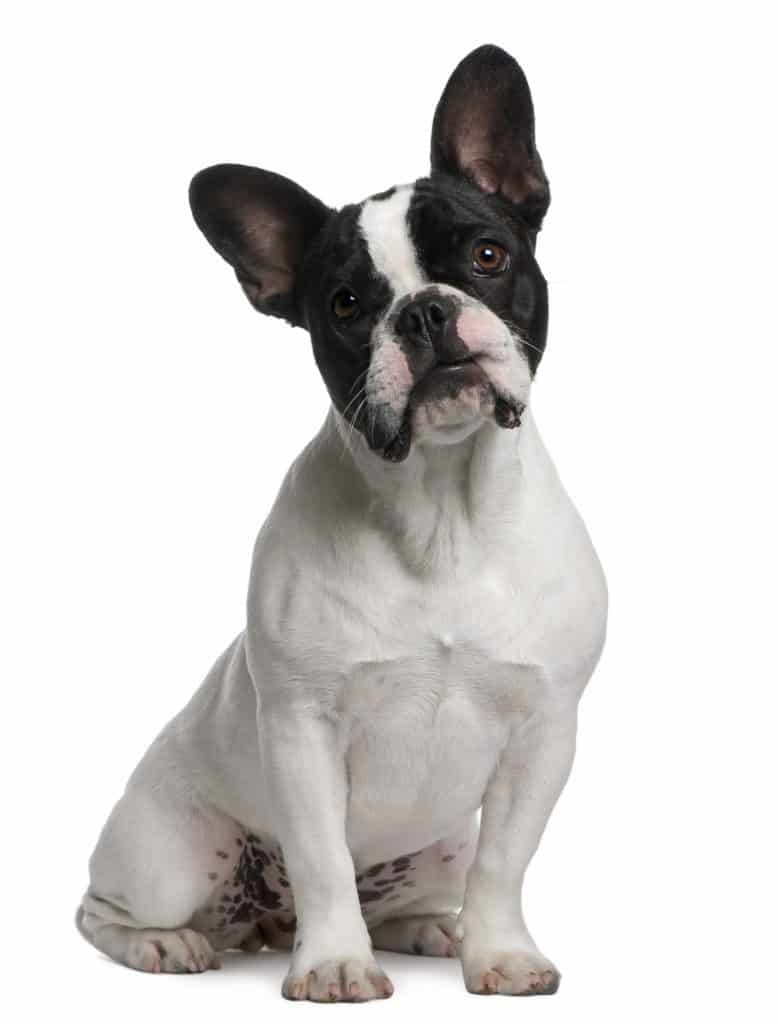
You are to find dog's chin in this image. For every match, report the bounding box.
[410,363,492,447]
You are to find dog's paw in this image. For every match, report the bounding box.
[282,957,394,1002]
[125,928,221,973]
[462,947,559,996]
[370,914,459,956]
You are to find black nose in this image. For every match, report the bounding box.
[395,292,457,355]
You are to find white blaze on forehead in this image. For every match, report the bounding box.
[358,185,426,300]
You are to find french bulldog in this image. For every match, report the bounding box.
[77,44,607,1001]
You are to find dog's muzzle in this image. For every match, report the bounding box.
[364,287,527,462]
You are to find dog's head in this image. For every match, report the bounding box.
[190,45,549,462]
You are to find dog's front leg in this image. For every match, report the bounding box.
[458,705,577,996]
[259,705,393,1002]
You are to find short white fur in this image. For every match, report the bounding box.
[359,185,426,299]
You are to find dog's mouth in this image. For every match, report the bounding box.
[378,357,525,463]
[409,357,485,404]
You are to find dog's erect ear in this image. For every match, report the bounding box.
[189,164,331,326]
[431,45,550,231]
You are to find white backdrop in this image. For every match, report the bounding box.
[2,2,776,1021]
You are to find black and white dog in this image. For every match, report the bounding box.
[77,45,607,1001]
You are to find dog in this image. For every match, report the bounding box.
[76,44,607,1001]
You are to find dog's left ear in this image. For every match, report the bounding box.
[431,45,550,231]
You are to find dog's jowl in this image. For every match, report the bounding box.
[77,45,607,1001]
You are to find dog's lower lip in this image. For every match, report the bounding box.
[381,420,411,462]
[495,397,525,429]
[429,361,472,378]
[411,360,487,404]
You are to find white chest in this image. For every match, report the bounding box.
[339,602,518,858]
[330,555,596,857]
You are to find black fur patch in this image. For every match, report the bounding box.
[407,176,548,374]
[301,202,392,433]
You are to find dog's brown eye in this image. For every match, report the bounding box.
[472,242,509,276]
[332,288,361,321]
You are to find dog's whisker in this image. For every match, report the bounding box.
[504,319,543,356]
[347,367,370,397]
[339,397,368,463]
[342,384,368,419]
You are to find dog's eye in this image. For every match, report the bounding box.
[332,288,361,321]
[472,241,509,276]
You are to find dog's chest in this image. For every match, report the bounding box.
[342,567,528,713]
[332,563,544,856]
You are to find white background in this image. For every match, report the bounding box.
[2,1,777,1020]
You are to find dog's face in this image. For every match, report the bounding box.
[190,46,550,462]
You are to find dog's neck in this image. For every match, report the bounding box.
[328,408,531,576]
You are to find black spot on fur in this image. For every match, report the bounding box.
[232,901,255,923]
[358,889,384,903]
[210,833,293,930]
[233,835,283,912]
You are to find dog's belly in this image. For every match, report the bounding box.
[340,652,512,864]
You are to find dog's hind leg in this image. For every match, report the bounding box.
[369,913,460,957]
[76,782,247,973]
[76,905,221,973]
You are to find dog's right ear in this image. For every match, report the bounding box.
[189,164,332,327]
